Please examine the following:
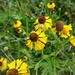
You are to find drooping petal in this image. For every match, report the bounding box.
[35,24,39,30]
[16,59,23,69]
[21,73,30,75]
[46,19,52,23]
[39,32,46,37]
[45,17,49,19]
[26,40,33,50]
[8,60,15,69]
[19,68,28,74]
[39,37,48,43]
[63,25,72,34]
[34,41,45,50]
[44,22,52,29]
[51,28,57,34]
[34,19,38,24]
[18,63,28,73]
[70,36,75,46]
[61,34,68,38]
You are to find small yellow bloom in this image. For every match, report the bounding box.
[47,2,55,9]
[26,30,48,50]
[14,20,22,28]
[15,28,22,33]
[23,56,28,61]
[51,22,72,38]
[6,59,30,75]
[70,36,75,46]
[0,57,7,71]
[34,16,52,31]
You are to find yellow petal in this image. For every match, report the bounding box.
[1,58,4,61]
[26,40,33,50]
[34,19,38,24]
[45,17,49,19]
[70,36,75,46]
[46,19,52,23]
[19,68,28,74]
[21,73,30,75]
[44,22,52,29]
[16,59,23,69]
[8,60,15,69]
[51,28,57,34]
[39,32,46,37]
[0,58,7,71]
[34,41,45,50]
[39,37,48,43]
[35,24,40,30]
[18,63,28,73]
[61,34,68,38]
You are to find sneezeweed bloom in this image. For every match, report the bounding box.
[51,21,72,38]
[26,30,48,50]
[47,1,55,9]
[23,56,28,61]
[34,16,52,31]
[70,36,75,46]
[0,57,7,71]
[14,20,22,28]
[6,59,30,75]
[15,28,22,33]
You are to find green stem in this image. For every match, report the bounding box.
[36,68,38,75]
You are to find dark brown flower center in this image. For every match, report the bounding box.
[38,16,46,24]
[7,69,18,75]
[56,21,64,31]
[14,21,17,24]
[50,2,52,5]
[30,33,38,42]
[15,28,20,32]
[0,61,2,66]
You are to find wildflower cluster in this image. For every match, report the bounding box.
[0,57,30,75]
[14,20,22,33]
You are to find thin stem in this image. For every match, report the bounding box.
[0,49,12,62]
[36,69,38,75]
[0,38,28,46]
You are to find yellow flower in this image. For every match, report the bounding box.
[15,28,22,33]
[51,23,72,38]
[23,56,28,61]
[14,20,22,28]
[26,30,48,50]
[70,36,75,46]
[47,1,55,9]
[0,57,7,71]
[34,16,52,31]
[6,59,30,75]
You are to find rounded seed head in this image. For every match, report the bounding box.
[56,21,64,31]
[30,33,38,42]
[38,16,46,24]
[7,69,18,75]
[0,61,2,66]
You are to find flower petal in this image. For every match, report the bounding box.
[26,40,33,50]
[39,37,48,43]
[34,41,45,50]
[16,59,23,69]
[39,32,46,37]
[8,60,15,69]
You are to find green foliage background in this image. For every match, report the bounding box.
[0,0,75,75]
